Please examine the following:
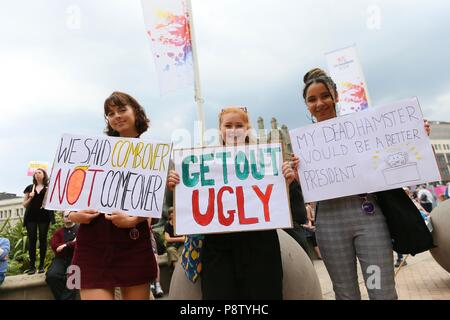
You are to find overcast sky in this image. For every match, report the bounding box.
[1,0,449,195]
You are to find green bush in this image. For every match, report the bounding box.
[0,212,64,276]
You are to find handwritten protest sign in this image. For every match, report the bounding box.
[44,134,172,217]
[27,161,49,176]
[289,97,441,202]
[173,143,292,235]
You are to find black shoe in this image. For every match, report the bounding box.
[395,260,402,268]
[38,267,45,274]
[27,268,36,275]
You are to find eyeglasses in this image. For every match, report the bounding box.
[357,194,375,215]
[220,106,248,114]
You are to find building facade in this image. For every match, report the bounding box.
[256,116,293,160]
[430,121,450,183]
[0,193,25,226]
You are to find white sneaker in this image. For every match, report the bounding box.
[155,283,164,298]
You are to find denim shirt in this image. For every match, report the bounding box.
[0,237,10,275]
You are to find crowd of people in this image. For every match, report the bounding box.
[0,70,449,300]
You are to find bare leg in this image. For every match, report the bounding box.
[80,288,114,300]
[314,246,322,259]
[120,283,150,300]
[154,253,160,282]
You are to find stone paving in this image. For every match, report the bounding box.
[314,251,450,300]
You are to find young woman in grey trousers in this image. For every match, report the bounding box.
[290,68,432,300]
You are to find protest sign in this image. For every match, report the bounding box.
[173,143,292,235]
[27,161,49,176]
[44,134,172,217]
[289,97,441,202]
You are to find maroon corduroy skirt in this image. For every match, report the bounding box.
[72,214,157,289]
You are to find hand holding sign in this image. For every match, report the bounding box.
[68,209,100,224]
[104,211,143,229]
[282,161,296,185]
[167,170,181,191]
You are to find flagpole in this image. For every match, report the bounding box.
[186,0,205,147]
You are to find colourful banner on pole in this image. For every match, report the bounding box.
[325,45,370,115]
[27,161,49,176]
[141,0,194,95]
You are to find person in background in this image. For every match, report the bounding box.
[437,194,448,204]
[46,211,79,300]
[164,207,185,270]
[149,219,164,298]
[417,185,434,213]
[0,237,10,285]
[23,168,55,275]
[302,203,322,260]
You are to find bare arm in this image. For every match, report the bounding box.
[165,232,186,244]
[23,192,34,208]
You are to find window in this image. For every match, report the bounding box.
[443,167,450,177]
[437,154,446,165]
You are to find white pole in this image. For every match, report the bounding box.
[187,0,205,147]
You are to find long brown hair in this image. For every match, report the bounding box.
[104,91,150,137]
[32,168,49,187]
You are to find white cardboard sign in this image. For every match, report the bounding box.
[45,134,172,217]
[173,143,292,235]
[289,97,441,202]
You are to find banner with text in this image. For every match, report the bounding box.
[44,134,172,217]
[289,97,441,202]
[325,45,370,115]
[173,143,292,235]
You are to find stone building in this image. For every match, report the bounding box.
[429,121,450,183]
[0,193,25,226]
[256,116,293,160]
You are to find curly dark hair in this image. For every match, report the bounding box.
[32,168,49,187]
[302,68,338,101]
[104,91,150,137]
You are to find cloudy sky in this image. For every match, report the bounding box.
[1,0,449,195]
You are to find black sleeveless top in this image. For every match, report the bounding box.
[23,184,54,224]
